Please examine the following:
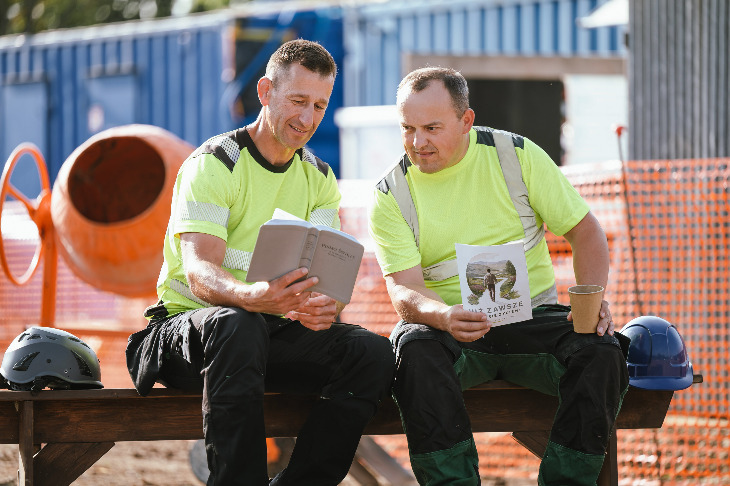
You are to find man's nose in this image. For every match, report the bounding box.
[299,105,315,127]
[412,130,428,150]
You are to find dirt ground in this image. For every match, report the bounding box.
[0,440,202,485]
[0,440,533,486]
[0,440,373,486]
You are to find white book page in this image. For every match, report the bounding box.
[271,208,305,221]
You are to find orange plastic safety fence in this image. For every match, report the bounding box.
[1,158,729,483]
[550,159,729,484]
[347,159,729,484]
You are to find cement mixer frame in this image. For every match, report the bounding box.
[0,142,57,326]
[0,125,196,327]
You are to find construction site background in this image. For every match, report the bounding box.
[1,157,727,484]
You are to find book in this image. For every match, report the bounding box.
[455,241,533,326]
[245,217,364,304]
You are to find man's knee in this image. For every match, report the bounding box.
[393,339,461,406]
[393,340,472,454]
[359,332,396,378]
[569,342,628,385]
[202,307,269,355]
[339,329,395,399]
[396,339,455,380]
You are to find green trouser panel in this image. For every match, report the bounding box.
[410,438,480,486]
[455,349,566,396]
[538,440,605,486]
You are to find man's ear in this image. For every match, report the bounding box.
[462,108,475,133]
[257,76,273,106]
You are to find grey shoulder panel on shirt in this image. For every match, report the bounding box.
[190,130,241,172]
[474,126,525,150]
[376,154,412,194]
[299,147,331,177]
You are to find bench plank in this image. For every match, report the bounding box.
[0,382,679,486]
[0,383,675,443]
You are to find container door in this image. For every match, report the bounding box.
[85,74,137,137]
[1,81,48,196]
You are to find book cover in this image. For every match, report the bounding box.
[455,241,532,326]
[245,218,364,304]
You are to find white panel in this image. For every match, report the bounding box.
[563,75,628,165]
[334,105,402,180]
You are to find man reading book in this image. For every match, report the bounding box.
[126,40,395,486]
[368,67,629,486]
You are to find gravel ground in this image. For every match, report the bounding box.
[0,440,535,486]
[0,440,201,486]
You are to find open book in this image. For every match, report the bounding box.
[245,218,364,304]
[455,241,532,326]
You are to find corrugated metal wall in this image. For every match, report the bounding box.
[0,13,233,182]
[0,6,345,183]
[343,0,627,106]
[629,0,730,160]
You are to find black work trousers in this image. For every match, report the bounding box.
[136,306,395,486]
[390,304,629,486]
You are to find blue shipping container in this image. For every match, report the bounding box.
[0,4,344,195]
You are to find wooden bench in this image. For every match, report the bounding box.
[0,376,702,486]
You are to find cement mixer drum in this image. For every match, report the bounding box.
[51,125,194,297]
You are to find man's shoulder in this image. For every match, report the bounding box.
[472,126,525,150]
[375,153,412,195]
[297,147,332,178]
[189,129,246,172]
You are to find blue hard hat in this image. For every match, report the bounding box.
[621,316,693,391]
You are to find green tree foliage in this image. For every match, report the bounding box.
[1,0,232,36]
[505,260,516,276]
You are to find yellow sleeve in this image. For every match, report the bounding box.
[368,185,422,276]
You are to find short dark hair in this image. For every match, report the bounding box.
[397,67,470,116]
[266,39,337,85]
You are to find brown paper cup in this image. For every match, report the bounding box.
[569,285,605,333]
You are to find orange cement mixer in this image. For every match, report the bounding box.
[50,124,194,297]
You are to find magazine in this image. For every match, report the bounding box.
[455,241,532,326]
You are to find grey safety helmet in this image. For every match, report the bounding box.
[0,326,103,391]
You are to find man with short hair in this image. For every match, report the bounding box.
[127,39,395,486]
[368,67,629,486]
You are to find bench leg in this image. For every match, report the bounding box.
[15,396,114,486]
[34,442,116,486]
[18,401,35,485]
[511,430,550,457]
[597,432,618,486]
[513,431,618,486]
[353,436,417,485]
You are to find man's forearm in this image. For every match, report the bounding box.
[386,281,450,331]
[572,245,609,288]
[186,259,251,307]
[565,212,610,288]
